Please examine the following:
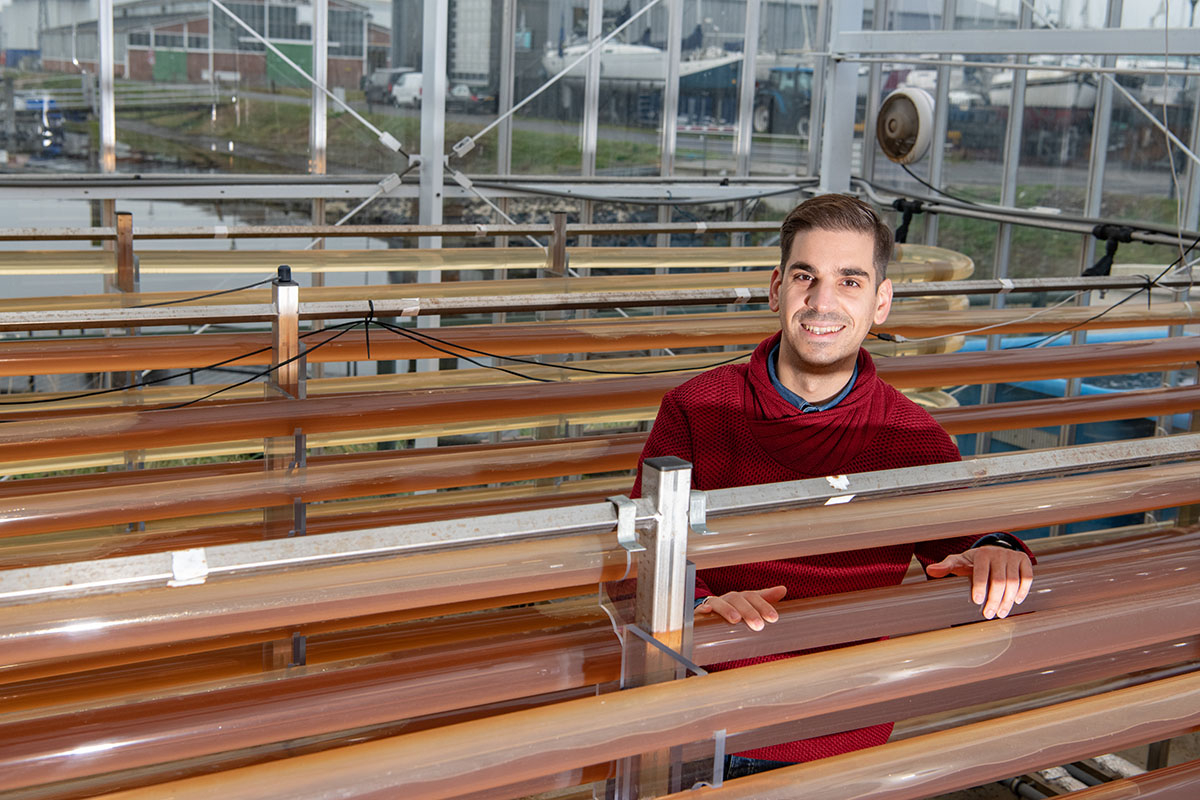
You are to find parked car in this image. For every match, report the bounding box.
[447,83,498,114]
[364,68,412,106]
[390,72,423,107]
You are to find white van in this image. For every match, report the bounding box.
[390,72,423,107]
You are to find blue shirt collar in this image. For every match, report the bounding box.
[767,341,858,413]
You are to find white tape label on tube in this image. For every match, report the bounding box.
[169,548,209,587]
[213,225,228,239]
[401,300,421,317]
[733,288,751,304]
[695,222,707,234]
[998,278,1014,294]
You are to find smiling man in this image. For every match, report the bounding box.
[632,193,1035,775]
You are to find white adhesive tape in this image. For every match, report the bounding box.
[695,222,708,234]
[824,494,856,506]
[169,548,209,587]
[213,225,228,239]
[474,224,489,236]
[733,287,751,304]
[998,278,1014,294]
[401,302,420,317]
[826,474,850,491]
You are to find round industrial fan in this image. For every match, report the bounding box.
[876,87,935,164]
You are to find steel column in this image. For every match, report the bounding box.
[1058,0,1122,465]
[817,0,863,193]
[624,455,692,798]
[97,0,116,173]
[416,0,448,448]
[656,0,684,248]
[733,0,761,177]
[922,0,955,245]
[977,0,1032,456]
[860,0,889,186]
[581,0,602,180]
[807,0,831,178]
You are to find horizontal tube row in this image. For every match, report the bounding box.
[2,460,1196,665]
[82,584,1200,800]
[667,671,1200,800]
[0,337,1195,463]
[3,538,1195,790]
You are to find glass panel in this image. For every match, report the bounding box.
[1101,62,1196,249]
[748,0,818,176]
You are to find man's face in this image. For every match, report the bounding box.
[769,227,893,374]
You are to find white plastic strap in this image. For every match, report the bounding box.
[213,225,228,239]
[733,287,751,304]
[474,224,489,236]
[169,548,209,587]
[695,222,707,234]
[400,300,420,317]
[998,278,1015,294]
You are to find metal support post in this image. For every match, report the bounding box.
[616,455,692,800]
[97,0,116,174]
[818,0,864,193]
[1055,0,1121,491]
[546,211,568,276]
[976,0,1031,456]
[263,266,305,539]
[922,0,955,245]
[733,0,761,179]
[535,211,570,458]
[268,266,302,401]
[309,0,328,381]
[860,0,889,185]
[497,0,515,179]
[807,0,831,177]
[415,0,448,451]
[656,0,683,249]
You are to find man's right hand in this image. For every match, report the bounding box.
[694,585,787,631]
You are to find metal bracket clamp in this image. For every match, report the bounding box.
[689,491,718,535]
[608,495,645,553]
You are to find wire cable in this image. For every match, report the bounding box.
[131,276,276,308]
[369,317,751,378]
[899,163,980,206]
[0,320,364,407]
[1006,233,1200,350]
[153,321,365,410]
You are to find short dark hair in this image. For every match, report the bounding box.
[778,194,893,282]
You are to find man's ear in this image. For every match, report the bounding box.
[873,277,894,325]
[769,266,782,312]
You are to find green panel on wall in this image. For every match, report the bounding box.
[266,43,313,86]
[151,49,188,82]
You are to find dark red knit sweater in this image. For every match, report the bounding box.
[633,332,987,764]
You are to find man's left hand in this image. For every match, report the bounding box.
[925,546,1034,620]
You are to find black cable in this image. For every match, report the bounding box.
[899,163,980,207]
[1005,233,1200,350]
[0,319,364,407]
[131,276,276,308]
[153,321,365,410]
[370,317,553,383]
[371,318,753,376]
